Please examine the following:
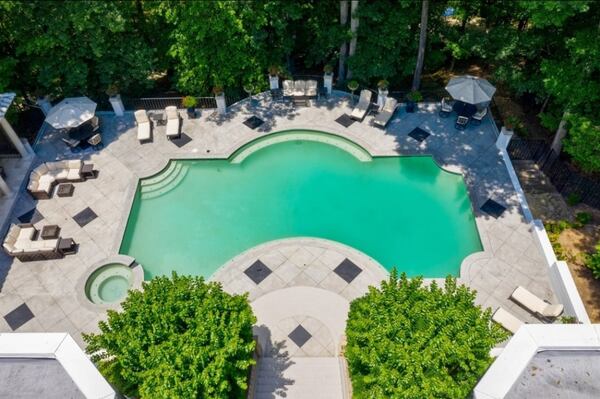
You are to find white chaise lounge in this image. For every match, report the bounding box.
[492,307,524,334]
[350,90,373,121]
[510,286,564,319]
[27,159,84,199]
[373,98,398,128]
[134,110,152,143]
[165,106,180,140]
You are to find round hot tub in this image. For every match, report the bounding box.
[85,263,133,305]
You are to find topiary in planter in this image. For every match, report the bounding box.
[377,79,389,90]
[106,84,119,98]
[212,85,224,96]
[84,273,256,399]
[324,64,334,74]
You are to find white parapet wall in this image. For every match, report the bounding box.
[496,125,590,323]
[0,333,117,399]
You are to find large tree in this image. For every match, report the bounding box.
[84,273,256,399]
[345,272,506,398]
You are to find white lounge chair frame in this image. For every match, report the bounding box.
[134,110,151,143]
[165,106,180,140]
[510,286,564,319]
[472,107,488,123]
[373,98,398,128]
[492,307,524,334]
[350,90,373,121]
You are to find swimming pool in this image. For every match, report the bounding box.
[120,130,481,279]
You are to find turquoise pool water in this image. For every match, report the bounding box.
[120,130,481,279]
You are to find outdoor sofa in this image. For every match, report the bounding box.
[2,224,64,262]
[27,159,84,199]
[282,80,318,99]
[373,98,398,128]
[350,90,373,121]
[134,110,152,142]
[165,106,181,140]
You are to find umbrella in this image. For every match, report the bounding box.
[45,97,97,129]
[445,75,496,105]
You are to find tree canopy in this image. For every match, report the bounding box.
[83,273,256,399]
[345,272,507,398]
[0,0,599,170]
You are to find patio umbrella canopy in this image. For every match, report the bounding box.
[45,97,97,129]
[445,75,496,105]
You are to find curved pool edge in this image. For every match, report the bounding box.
[76,255,145,312]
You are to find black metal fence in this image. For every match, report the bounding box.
[96,93,247,112]
[508,138,600,209]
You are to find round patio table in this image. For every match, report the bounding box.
[452,101,477,118]
[68,124,96,141]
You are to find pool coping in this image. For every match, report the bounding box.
[113,128,486,282]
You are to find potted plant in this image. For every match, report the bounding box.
[213,86,226,115]
[324,64,334,75]
[347,80,359,103]
[505,115,519,131]
[182,96,198,118]
[268,66,280,90]
[377,79,389,108]
[406,90,423,113]
[106,84,124,116]
[323,65,334,95]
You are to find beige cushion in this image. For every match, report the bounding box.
[35,164,49,175]
[282,80,294,96]
[27,180,39,191]
[18,227,36,241]
[52,170,69,180]
[293,80,307,96]
[135,110,149,124]
[31,170,43,180]
[67,160,82,170]
[67,169,81,180]
[38,176,54,193]
[165,106,178,120]
[3,242,15,253]
[306,80,318,96]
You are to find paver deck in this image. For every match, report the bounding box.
[0,92,555,352]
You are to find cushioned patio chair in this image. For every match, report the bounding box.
[471,107,488,125]
[373,98,398,129]
[492,308,524,334]
[165,106,180,140]
[293,80,307,97]
[282,80,294,97]
[134,110,152,143]
[350,90,373,121]
[305,80,318,98]
[510,286,564,319]
[439,97,454,118]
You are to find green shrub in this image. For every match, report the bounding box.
[586,244,600,279]
[567,192,581,206]
[560,315,578,324]
[407,90,423,102]
[347,80,359,91]
[575,212,592,226]
[345,271,507,399]
[182,95,197,108]
[84,273,256,399]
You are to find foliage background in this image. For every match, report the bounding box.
[83,273,256,399]
[0,0,598,169]
[345,272,507,398]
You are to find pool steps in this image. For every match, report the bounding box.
[140,161,189,199]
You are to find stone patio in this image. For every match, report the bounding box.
[0,91,555,353]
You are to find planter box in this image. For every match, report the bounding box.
[269,75,279,90]
[216,94,227,115]
[323,73,333,95]
[109,95,125,116]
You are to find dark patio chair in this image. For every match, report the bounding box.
[455,115,469,130]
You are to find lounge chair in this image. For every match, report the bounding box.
[282,80,294,97]
[350,90,373,121]
[134,110,152,143]
[455,115,469,130]
[373,98,398,128]
[492,308,524,334]
[471,107,488,125]
[510,286,564,319]
[165,106,180,140]
[439,97,453,118]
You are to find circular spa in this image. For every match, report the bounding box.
[85,263,133,305]
[120,129,482,279]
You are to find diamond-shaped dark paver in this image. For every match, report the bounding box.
[288,325,312,348]
[4,303,34,331]
[244,260,272,284]
[171,133,193,148]
[408,127,431,142]
[243,116,264,130]
[334,258,363,283]
[18,209,44,224]
[481,199,507,218]
[335,114,355,128]
[72,207,98,227]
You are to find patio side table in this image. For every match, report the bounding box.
[41,225,61,240]
[56,183,74,197]
[58,238,77,255]
[81,163,96,179]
